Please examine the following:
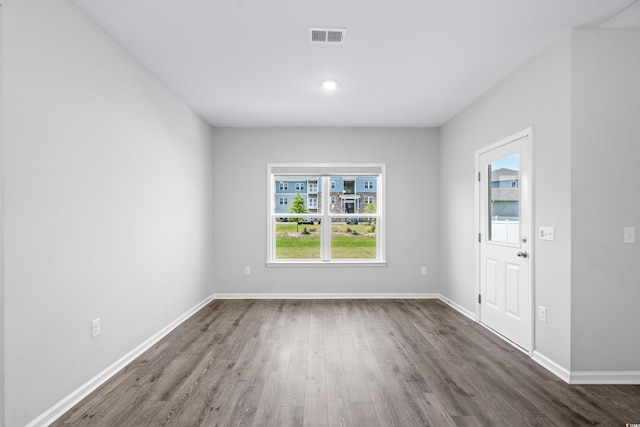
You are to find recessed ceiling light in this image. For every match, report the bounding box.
[322,80,338,91]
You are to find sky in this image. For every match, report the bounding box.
[492,154,519,171]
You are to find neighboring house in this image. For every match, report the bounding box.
[274,176,377,215]
[274,177,320,214]
[491,168,519,219]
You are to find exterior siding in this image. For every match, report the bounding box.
[490,168,519,220]
[274,176,377,215]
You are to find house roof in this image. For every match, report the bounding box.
[491,168,518,182]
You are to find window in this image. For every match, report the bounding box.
[279,182,288,191]
[364,181,374,189]
[295,183,304,191]
[268,164,385,265]
[488,155,520,243]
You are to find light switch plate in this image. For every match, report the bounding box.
[91,318,101,338]
[539,226,555,241]
[624,227,635,244]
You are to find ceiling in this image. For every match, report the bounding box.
[72,0,640,128]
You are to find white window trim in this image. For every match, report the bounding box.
[267,163,386,267]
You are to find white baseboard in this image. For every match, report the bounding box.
[438,296,476,321]
[532,351,571,383]
[27,293,216,427]
[213,292,479,322]
[570,371,640,384]
[212,293,441,300]
[29,292,640,427]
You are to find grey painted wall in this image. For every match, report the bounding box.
[571,29,640,371]
[440,34,573,369]
[2,1,216,425]
[211,128,440,295]
[2,4,638,426]
[0,5,5,425]
[441,28,640,375]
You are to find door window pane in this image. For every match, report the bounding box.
[488,155,520,243]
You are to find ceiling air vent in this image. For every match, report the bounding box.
[309,28,346,44]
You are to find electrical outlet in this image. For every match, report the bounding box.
[421,266,427,276]
[91,318,101,338]
[538,306,547,323]
[244,266,251,276]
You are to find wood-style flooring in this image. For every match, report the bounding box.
[53,299,640,426]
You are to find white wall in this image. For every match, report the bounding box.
[571,29,640,371]
[2,1,216,425]
[440,34,573,369]
[211,128,440,295]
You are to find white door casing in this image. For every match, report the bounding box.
[476,128,533,352]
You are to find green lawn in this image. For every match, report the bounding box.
[331,234,376,258]
[275,223,376,259]
[276,223,302,233]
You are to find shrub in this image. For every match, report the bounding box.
[302,226,311,235]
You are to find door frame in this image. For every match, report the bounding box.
[474,127,535,356]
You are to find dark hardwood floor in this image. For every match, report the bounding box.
[53,299,640,426]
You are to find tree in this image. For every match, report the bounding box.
[365,202,376,222]
[289,190,307,231]
[365,202,376,231]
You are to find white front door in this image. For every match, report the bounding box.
[477,129,532,350]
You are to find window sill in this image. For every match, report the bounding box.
[266,261,387,268]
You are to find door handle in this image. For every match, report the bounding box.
[517,251,528,258]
